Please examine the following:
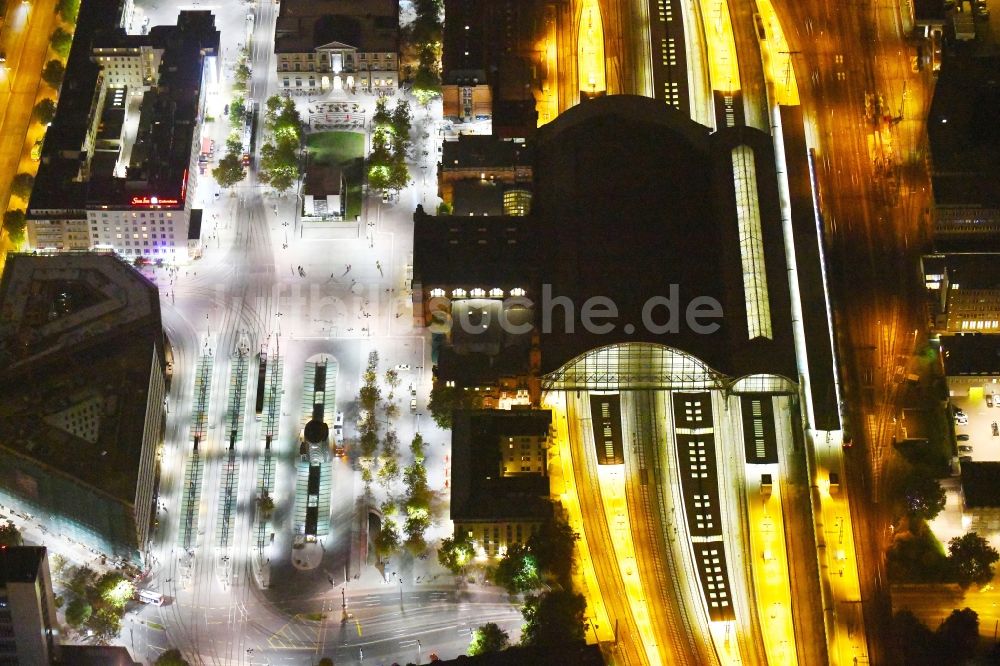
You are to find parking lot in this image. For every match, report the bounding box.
[951,389,1000,461]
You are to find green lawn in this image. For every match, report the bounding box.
[306,131,364,220]
[306,131,364,167]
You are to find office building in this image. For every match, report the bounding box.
[0,254,166,563]
[26,7,220,263]
[451,410,554,557]
[0,547,59,665]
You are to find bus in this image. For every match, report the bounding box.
[137,589,164,606]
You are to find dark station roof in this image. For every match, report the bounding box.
[416,95,796,381]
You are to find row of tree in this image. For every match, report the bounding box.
[367,97,412,193]
[357,352,435,559]
[259,95,304,192]
[892,608,994,665]
[886,436,1000,588]
[407,0,443,105]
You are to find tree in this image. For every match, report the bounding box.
[359,382,382,414]
[212,153,246,188]
[33,99,57,125]
[936,607,979,664]
[519,590,586,648]
[901,470,946,521]
[257,492,275,520]
[372,97,392,129]
[491,544,540,594]
[265,94,284,127]
[428,384,482,429]
[391,100,412,139]
[385,368,401,389]
[438,533,476,574]
[377,458,400,487]
[374,518,401,559]
[403,460,430,512]
[258,141,299,193]
[949,532,1000,589]
[10,173,34,199]
[155,650,190,666]
[233,60,251,91]
[64,597,92,627]
[56,0,80,22]
[890,611,938,666]
[388,152,410,191]
[50,27,73,58]
[3,209,27,245]
[86,606,122,644]
[229,97,246,126]
[412,58,442,106]
[359,424,380,459]
[0,520,22,546]
[410,433,426,463]
[468,622,510,656]
[528,517,578,587]
[225,131,243,155]
[317,659,334,666]
[41,60,66,88]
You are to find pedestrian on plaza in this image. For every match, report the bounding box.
[376,260,383,276]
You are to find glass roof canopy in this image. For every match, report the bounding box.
[542,343,796,394]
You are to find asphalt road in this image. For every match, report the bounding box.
[0,0,58,259]
[113,1,518,664]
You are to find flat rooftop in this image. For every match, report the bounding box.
[0,254,164,504]
[0,546,47,584]
[941,334,1000,375]
[450,409,552,522]
[275,0,397,53]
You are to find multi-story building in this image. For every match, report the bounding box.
[922,253,1000,332]
[450,410,554,557]
[25,6,219,264]
[0,547,60,665]
[439,134,533,214]
[0,254,167,564]
[441,0,550,133]
[927,53,1000,250]
[274,0,398,94]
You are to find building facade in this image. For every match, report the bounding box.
[274,0,398,94]
[26,10,218,264]
[450,410,553,558]
[0,254,167,563]
[0,547,60,665]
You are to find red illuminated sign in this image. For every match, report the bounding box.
[130,196,180,208]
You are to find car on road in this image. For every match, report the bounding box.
[958,444,974,454]
[958,434,971,441]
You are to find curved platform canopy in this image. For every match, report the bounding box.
[542,343,798,393]
[542,343,726,391]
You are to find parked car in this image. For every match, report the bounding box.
[959,445,974,454]
[958,434,971,441]
[956,414,969,425]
